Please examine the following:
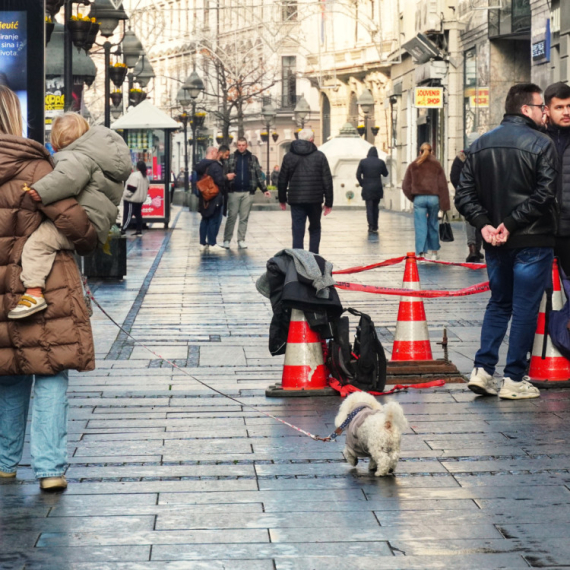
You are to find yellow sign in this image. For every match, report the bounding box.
[465,87,489,108]
[45,93,64,112]
[414,87,443,108]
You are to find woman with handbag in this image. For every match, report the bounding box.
[195,147,226,252]
[402,142,451,260]
[121,160,150,236]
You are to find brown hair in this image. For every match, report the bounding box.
[51,112,90,150]
[416,142,432,166]
[0,85,23,136]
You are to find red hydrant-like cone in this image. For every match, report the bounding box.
[281,308,328,390]
[528,258,570,387]
[391,252,433,361]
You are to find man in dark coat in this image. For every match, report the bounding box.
[545,82,570,275]
[278,129,333,254]
[195,147,226,252]
[356,147,388,234]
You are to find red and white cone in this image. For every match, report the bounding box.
[528,258,570,388]
[391,252,433,361]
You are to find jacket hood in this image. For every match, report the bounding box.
[0,134,51,185]
[291,139,317,156]
[63,126,132,183]
[195,158,219,175]
[367,147,379,158]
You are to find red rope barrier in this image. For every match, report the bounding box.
[335,280,490,298]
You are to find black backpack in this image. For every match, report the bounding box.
[327,308,387,392]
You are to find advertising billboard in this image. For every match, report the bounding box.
[0,1,44,142]
[142,185,166,219]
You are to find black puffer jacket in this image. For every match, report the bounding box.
[356,147,389,201]
[278,140,333,207]
[455,114,558,249]
[546,124,570,236]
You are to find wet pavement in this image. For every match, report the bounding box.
[2,207,570,569]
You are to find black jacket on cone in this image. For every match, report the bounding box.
[356,147,389,201]
[546,124,570,237]
[455,114,558,250]
[278,139,333,207]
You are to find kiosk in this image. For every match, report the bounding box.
[112,100,179,228]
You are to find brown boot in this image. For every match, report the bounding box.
[466,244,480,263]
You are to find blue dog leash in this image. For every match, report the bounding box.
[314,406,367,442]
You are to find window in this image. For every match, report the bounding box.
[282,0,297,22]
[281,56,297,108]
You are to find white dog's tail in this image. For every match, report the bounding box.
[383,402,408,432]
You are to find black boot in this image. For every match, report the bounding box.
[466,244,479,263]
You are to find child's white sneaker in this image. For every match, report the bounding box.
[499,377,540,400]
[8,294,47,319]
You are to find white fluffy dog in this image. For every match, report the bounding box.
[334,392,408,477]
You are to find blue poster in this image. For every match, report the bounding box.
[0,11,28,136]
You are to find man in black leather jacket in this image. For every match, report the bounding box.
[455,83,558,401]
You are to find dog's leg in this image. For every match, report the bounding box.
[373,453,393,477]
[343,447,358,466]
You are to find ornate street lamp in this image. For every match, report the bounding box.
[261,101,277,184]
[293,94,310,129]
[122,30,144,104]
[88,0,129,127]
[133,54,155,89]
[357,89,374,140]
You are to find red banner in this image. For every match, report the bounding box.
[142,185,165,218]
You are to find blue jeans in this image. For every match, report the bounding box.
[475,247,553,382]
[0,371,69,478]
[413,195,440,255]
[200,207,223,246]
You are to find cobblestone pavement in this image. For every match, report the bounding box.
[2,207,570,569]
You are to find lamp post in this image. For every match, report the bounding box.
[133,54,156,89]
[122,29,145,104]
[88,0,129,127]
[261,101,277,185]
[176,69,205,196]
[293,94,310,129]
[357,89,374,141]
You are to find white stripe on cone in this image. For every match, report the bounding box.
[531,333,565,359]
[394,320,430,341]
[284,342,324,367]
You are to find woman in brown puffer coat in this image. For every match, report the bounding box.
[0,86,98,491]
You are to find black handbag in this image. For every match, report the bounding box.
[439,212,454,242]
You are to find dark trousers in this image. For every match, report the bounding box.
[122,201,143,233]
[200,208,223,246]
[291,203,322,254]
[554,236,570,277]
[366,198,380,231]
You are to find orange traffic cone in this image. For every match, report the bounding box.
[528,258,570,388]
[391,252,433,361]
[266,309,336,397]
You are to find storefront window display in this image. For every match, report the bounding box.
[464,44,490,149]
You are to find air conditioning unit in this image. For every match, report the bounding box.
[415,0,443,35]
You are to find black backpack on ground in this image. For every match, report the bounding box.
[327,308,387,392]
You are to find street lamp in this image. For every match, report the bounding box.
[357,89,374,140]
[122,29,145,104]
[294,94,310,129]
[133,54,155,89]
[261,101,277,185]
[88,0,129,127]
[176,69,205,196]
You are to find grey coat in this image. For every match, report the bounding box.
[32,126,132,244]
[345,405,379,457]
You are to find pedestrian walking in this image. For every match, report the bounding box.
[402,142,450,260]
[222,137,270,249]
[356,147,389,234]
[270,165,280,187]
[196,146,225,252]
[545,82,570,276]
[456,83,558,400]
[121,160,150,236]
[450,132,484,263]
[277,128,333,254]
[0,86,97,491]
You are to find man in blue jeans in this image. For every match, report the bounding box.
[455,83,558,400]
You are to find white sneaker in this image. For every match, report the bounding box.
[238,241,248,249]
[8,294,47,319]
[499,377,540,400]
[428,250,439,261]
[209,244,225,252]
[467,367,498,396]
[221,241,230,249]
[199,244,208,253]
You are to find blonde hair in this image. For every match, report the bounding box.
[51,112,90,150]
[0,85,24,136]
[416,142,432,166]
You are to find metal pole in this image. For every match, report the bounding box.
[104,41,111,128]
[266,121,270,184]
[191,101,196,173]
[183,118,189,194]
[64,0,73,111]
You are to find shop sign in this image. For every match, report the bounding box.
[45,76,64,131]
[142,185,165,218]
[414,87,443,108]
[532,19,550,63]
[465,87,489,108]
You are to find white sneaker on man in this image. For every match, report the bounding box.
[199,244,208,253]
[238,241,248,249]
[221,241,230,249]
[467,367,498,396]
[209,244,225,252]
[498,377,540,400]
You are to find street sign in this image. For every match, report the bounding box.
[414,87,443,108]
